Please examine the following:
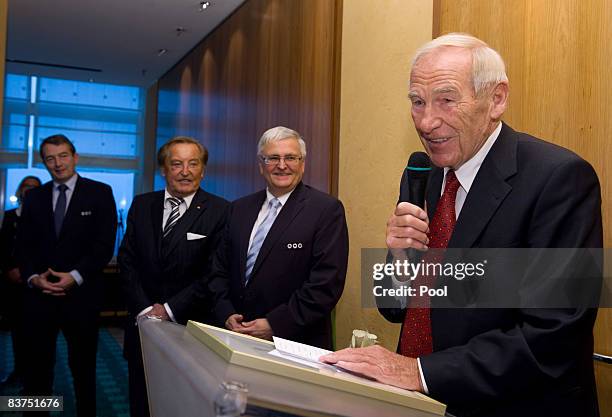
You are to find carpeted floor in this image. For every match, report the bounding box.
[0,327,129,417]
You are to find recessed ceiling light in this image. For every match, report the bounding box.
[199,2,211,12]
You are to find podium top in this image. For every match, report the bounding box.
[187,321,446,416]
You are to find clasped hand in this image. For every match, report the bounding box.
[225,314,273,340]
[31,268,76,296]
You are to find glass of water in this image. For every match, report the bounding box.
[213,380,248,416]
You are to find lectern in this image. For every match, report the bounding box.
[139,318,446,417]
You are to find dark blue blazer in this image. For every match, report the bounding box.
[17,175,117,310]
[118,188,229,323]
[210,182,349,350]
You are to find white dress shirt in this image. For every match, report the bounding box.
[52,173,78,212]
[161,189,195,230]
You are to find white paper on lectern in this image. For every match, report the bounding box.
[270,338,375,377]
[272,336,333,364]
[268,349,330,370]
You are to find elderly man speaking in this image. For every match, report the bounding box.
[322,33,601,417]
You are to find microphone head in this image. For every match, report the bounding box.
[406,152,431,178]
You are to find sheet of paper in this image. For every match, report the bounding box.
[269,338,425,395]
[272,336,332,364]
[268,349,331,370]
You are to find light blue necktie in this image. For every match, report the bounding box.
[245,198,282,284]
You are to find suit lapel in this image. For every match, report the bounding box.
[163,189,209,255]
[250,183,306,281]
[41,182,56,239]
[151,192,164,258]
[448,123,518,248]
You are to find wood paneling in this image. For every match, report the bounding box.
[436,0,612,414]
[335,0,434,352]
[156,0,342,200]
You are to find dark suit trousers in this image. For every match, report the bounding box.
[124,319,150,417]
[0,280,26,375]
[21,290,98,417]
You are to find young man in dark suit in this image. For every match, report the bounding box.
[322,34,602,417]
[118,136,229,417]
[17,134,117,416]
[208,126,349,349]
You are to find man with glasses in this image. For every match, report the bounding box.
[207,126,349,349]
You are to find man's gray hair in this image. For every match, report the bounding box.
[257,126,307,157]
[412,33,508,96]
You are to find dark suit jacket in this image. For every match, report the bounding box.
[210,182,349,349]
[0,209,21,320]
[0,209,19,273]
[381,123,602,417]
[17,175,117,311]
[118,188,229,324]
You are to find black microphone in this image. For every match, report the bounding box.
[399,151,431,208]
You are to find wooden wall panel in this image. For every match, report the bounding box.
[156,0,341,200]
[436,0,612,414]
[335,0,434,352]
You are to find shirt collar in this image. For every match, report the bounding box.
[53,173,78,191]
[444,121,502,192]
[164,189,196,209]
[265,188,294,207]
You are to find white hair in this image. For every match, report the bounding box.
[257,126,307,157]
[412,33,508,96]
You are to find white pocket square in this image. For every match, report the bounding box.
[187,232,206,240]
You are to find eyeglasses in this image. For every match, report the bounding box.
[259,155,303,166]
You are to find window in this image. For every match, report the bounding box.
[1,73,145,253]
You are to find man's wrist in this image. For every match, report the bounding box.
[416,357,429,394]
[27,274,38,288]
[69,269,83,285]
[163,303,176,322]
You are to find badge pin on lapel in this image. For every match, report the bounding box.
[287,243,303,249]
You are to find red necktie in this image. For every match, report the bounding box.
[399,170,460,358]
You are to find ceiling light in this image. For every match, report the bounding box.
[199,2,211,12]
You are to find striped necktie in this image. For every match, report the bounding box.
[163,197,184,239]
[245,198,282,284]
